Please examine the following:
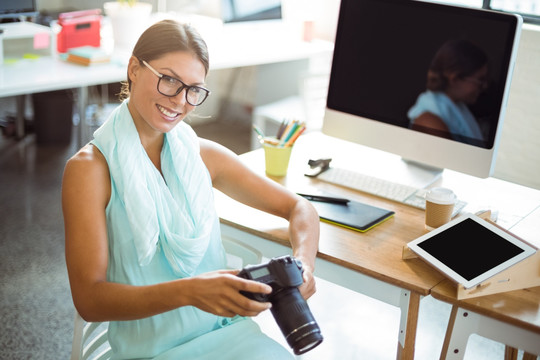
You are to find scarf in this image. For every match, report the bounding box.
[92,100,215,277]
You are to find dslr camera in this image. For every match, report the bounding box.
[237,255,323,355]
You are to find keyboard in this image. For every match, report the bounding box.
[316,167,466,217]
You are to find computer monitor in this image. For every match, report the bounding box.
[322,0,522,181]
[0,0,37,20]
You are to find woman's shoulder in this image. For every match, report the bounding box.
[67,143,106,167]
[64,144,110,184]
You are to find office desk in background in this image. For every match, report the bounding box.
[214,132,540,359]
[0,22,332,145]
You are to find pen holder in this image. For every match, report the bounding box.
[263,142,293,177]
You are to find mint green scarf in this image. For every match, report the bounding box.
[92,100,215,277]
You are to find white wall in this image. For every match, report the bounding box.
[491,24,540,189]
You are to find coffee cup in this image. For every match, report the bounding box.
[425,187,456,230]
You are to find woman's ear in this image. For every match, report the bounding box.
[127,56,141,84]
[445,71,460,85]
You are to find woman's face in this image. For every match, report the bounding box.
[127,51,206,136]
[447,64,489,104]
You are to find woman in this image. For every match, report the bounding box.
[408,39,489,143]
[62,20,319,359]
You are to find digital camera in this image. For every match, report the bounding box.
[237,255,323,355]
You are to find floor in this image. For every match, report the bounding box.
[0,104,520,359]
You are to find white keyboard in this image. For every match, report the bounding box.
[316,167,466,216]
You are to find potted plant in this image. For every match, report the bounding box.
[104,0,153,50]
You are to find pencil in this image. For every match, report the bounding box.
[276,120,288,139]
[284,125,306,147]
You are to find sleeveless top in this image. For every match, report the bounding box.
[90,100,292,359]
[408,90,484,143]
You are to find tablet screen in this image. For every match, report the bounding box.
[416,217,524,281]
[408,214,536,288]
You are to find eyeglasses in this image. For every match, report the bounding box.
[462,76,489,88]
[140,59,211,106]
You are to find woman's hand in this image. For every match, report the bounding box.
[186,270,273,318]
[298,263,316,300]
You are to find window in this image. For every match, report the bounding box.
[428,0,540,24]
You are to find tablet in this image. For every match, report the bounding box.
[407,214,537,289]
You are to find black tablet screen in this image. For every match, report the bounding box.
[417,218,524,280]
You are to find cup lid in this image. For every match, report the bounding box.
[426,187,456,205]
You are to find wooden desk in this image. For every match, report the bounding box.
[215,133,449,359]
[214,132,540,359]
[430,205,540,360]
[432,280,540,360]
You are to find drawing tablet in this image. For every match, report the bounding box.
[407,214,536,289]
[305,197,394,232]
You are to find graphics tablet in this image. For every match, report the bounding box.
[407,214,536,289]
[298,192,394,232]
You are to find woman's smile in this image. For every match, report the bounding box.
[156,103,181,121]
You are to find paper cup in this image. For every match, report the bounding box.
[425,187,456,230]
[263,143,293,177]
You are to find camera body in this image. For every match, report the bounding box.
[237,255,304,301]
[237,255,323,355]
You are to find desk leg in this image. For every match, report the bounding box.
[396,290,420,360]
[440,306,540,360]
[77,86,88,149]
[504,346,519,360]
[440,306,465,360]
[15,95,25,139]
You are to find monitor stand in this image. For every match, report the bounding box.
[400,159,443,189]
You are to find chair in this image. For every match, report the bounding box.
[70,237,263,360]
[70,312,111,360]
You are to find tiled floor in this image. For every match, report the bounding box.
[0,113,516,359]
[255,276,509,360]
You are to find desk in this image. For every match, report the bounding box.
[0,24,332,144]
[432,281,540,360]
[431,205,540,359]
[216,133,447,359]
[214,132,540,359]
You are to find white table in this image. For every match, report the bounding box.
[0,24,332,144]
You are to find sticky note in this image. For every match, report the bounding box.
[33,32,50,50]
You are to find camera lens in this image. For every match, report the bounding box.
[270,288,323,355]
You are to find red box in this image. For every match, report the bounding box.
[57,9,102,53]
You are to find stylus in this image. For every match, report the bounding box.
[297,193,350,205]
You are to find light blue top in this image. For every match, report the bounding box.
[408,90,484,142]
[91,100,292,359]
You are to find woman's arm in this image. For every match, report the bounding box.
[62,145,272,322]
[200,139,320,299]
[411,112,452,139]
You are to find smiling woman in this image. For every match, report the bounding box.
[62,19,320,360]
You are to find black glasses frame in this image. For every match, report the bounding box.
[139,59,211,106]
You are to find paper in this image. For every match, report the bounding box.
[33,32,50,50]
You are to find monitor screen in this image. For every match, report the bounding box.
[0,0,37,19]
[322,0,522,178]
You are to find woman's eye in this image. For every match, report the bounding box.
[163,76,178,86]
